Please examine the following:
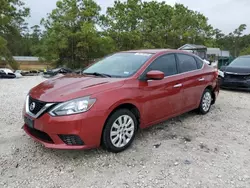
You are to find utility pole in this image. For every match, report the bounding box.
[234,38,237,57]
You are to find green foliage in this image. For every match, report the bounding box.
[0,37,19,69]
[240,46,250,56]
[38,0,115,68]
[0,36,12,60]
[216,24,247,57]
[9,60,20,70]
[103,0,214,50]
[0,0,30,56]
[0,0,29,69]
[1,0,250,69]
[233,24,247,37]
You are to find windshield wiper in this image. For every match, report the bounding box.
[83,72,111,78]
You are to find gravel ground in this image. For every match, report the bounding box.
[0,76,250,188]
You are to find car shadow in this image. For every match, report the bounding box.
[38,110,198,161]
[220,88,250,93]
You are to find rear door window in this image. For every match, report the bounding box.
[147,54,178,76]
[176,54,198,73]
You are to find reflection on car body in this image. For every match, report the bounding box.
[22,49,219,153]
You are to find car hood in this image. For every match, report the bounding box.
[29,75,125,102]
[224,66,250,74]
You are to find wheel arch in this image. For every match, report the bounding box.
[100,102,141,146]
[205,85,215,104]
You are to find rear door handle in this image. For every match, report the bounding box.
[198,78,205,81]
[173,83,182,88]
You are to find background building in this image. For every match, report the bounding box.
[0,56,49,70]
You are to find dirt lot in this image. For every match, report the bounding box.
[0,76,250,188]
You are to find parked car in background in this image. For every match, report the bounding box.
[0,69,16,79]
[14,70,26,78]
[220,55,250,90]
[23,70,40,76]
[0,68,13,74]
[23,49,219,153]
[15,70,24,75]
[43,67,73,78]
[74,69,83,75]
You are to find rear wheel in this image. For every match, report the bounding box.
[198,89,212,114]
[102,109,137,153]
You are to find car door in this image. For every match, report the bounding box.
[176,53,205,111]
[140,53,184,125]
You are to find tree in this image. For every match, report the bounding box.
[233,24,247,57]
[0,0,30,59]
[3,0,247,68]
[233,24,247,37]
[167,4,214,48]
[240,45,250,55]
[0,37,11,60]
[102,0,144,50]
[213,24,248,57]
[210,29,225,48]
[102,1,215,50]
[30,25,41,43]
[39,0,115,68]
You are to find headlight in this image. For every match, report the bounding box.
[49,96,96,116]
[218,70,224,78]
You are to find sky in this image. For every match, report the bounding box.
[23,0,250,34]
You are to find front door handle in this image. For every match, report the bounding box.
[173,83,182,88]
[198,78,205,81]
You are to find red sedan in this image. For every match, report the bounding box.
[23,49,219,153]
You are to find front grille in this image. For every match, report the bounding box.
[225,74,249,80]
[225,82,248,88]
[26,125,53,143]
[59,135,84,145]
[29,97,46,115]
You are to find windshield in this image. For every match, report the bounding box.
[229,57,250,67]
[83,52,153,78]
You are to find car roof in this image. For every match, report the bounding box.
[123,49,185,54]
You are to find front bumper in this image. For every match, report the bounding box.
[23,110,107,150]
[220,78,250,91]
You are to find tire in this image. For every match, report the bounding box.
[102,109,138,153]
[197,88,212,115]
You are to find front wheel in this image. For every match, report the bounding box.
[198,89,212,114]
[102,109,138,153]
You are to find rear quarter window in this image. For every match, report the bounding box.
[195,57,204,69]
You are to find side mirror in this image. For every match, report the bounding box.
[146,70,164,80]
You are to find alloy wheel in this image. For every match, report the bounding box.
[110,115,135,148]
[202,91,212,112]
